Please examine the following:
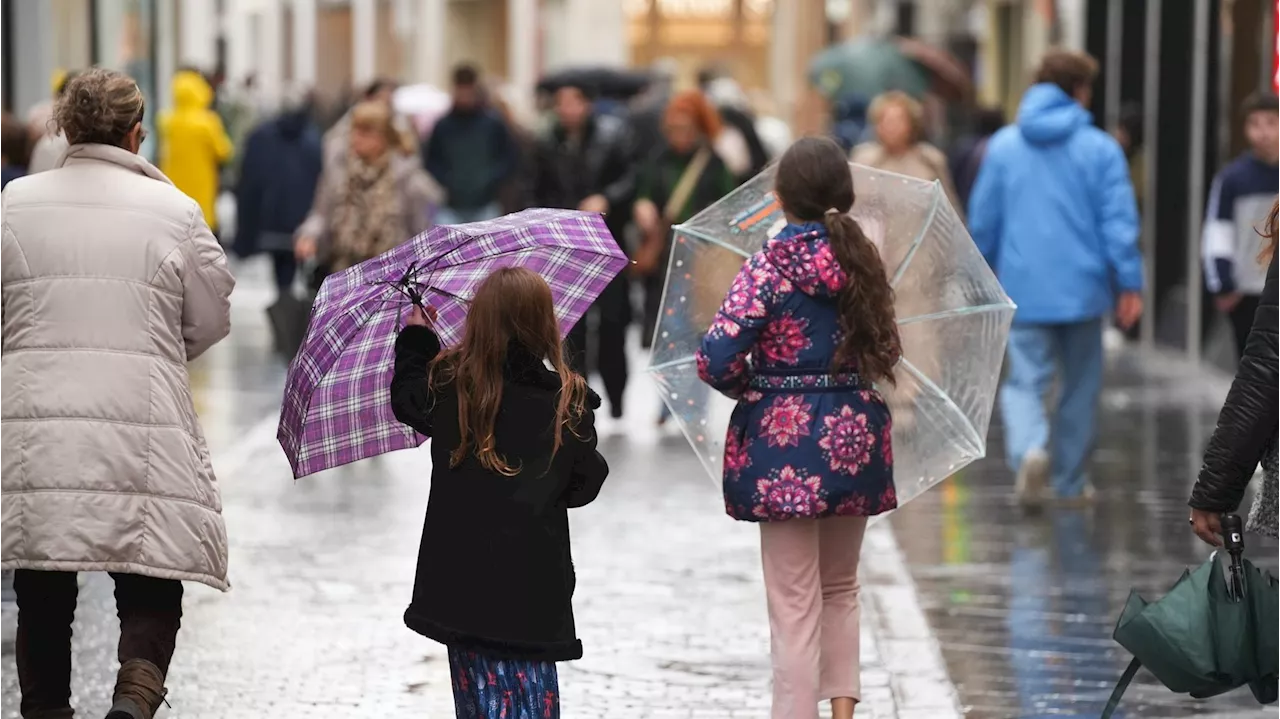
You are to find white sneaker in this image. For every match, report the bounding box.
[1016,449,1050,508]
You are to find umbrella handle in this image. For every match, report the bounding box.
[1100,657,1142,719]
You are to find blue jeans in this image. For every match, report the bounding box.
[436,202,503,226]
[1000,319,1104,498]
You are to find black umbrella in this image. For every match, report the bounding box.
[537,67,652,101]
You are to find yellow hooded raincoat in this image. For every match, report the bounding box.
[159,71,233,230]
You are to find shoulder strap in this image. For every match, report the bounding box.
[1100,658,1142,719]
[663,147,713,223]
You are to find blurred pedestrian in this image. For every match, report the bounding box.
[27,71,77,174]
[968,49,1143,507]
[701,72,770,181]
[1202,92,1279,362]
[1,68,235,719]
[2,112,30,189]
[1190,200,1278,544]
[295,100,442,281]
[488,83,538,213]
[949,106,1004,210]
[322,78,418,172]
[389,267,608,719]
[851,91,962,217]
[633,89,737,354]
[235,87,324,296]
[696,137,899,719]
[158,69,234,236]
[626,59,678,166]
[1112,102,1145,211]
[424,64,518,224]
[532,82,636,419]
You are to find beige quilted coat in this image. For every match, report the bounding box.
[1,144,236,590]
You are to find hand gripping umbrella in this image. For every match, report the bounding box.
[646,163,1015,512]
[1101,515,1279,718]
[279,209,628,478]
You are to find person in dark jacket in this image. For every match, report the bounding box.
[533,82,636,419]
[234,92,323,295]
[948,106,1004,210]
[1202,92,1279,361]
[389,267,609,718]
[423,64,517,224]
[633,90,738,350]
[1190,200,1278,544]
[700,70,770,181]
[1,111,30,189]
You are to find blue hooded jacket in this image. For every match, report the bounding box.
[967,83,1142,324]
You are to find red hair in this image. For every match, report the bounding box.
[664,90,722,140]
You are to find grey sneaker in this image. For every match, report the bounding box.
[1016,449,1050,508]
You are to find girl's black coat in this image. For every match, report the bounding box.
[389,326,609,661]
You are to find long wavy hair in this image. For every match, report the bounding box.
[1259,198,1278,264]
[429,267,589,475]
[774,137,902,384]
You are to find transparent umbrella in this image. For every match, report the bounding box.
[647,163,1015,511]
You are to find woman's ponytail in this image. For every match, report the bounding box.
[826,213,902,385]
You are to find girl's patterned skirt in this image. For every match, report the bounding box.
[447,646,560,719]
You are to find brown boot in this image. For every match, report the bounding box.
[104,659,167,719]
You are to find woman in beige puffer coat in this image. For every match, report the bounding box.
[1,68,235,719]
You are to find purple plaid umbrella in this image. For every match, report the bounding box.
[278,208,627,478]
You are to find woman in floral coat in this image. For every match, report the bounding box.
[696,137,900,719]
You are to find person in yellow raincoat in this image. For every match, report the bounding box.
[159,70,233,232]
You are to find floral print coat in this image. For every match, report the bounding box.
[696,222,896,522]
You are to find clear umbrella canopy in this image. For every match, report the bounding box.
[647,163,1015,512]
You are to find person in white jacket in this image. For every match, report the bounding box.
[1,68,235,719]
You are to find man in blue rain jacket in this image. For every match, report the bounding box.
[968,49,1144,507]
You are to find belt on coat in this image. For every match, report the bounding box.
[748,370,869,393]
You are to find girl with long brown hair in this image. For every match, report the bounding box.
[389,266,608,718]
[696,136,899,719]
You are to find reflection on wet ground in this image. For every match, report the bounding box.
[890,352,1278,718]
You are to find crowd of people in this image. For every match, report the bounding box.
[0,47,1276,719]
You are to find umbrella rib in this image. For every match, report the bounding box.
[422,235,626,272]
[888,190,941,288]
[895,358,985,456]
[646,357,697,373]
[672,224,753,258]
[896,302,1014,326]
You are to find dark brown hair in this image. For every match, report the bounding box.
[1035,49,1099,97]
[1259,198,1278,264]
[54,67,144,147]
[774,137,901,385]
[429,267,589,475]
[1241,91,1279,119]
[1,112,31,167]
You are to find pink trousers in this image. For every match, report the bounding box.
[759,515,868,719]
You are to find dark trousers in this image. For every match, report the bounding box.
[566,275,631,418]
[1228,294,1261,362]
[15,570,183,717]
[270,251,298,295]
